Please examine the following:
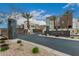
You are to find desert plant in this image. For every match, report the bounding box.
[0,46,9,51]
[1,44,9,47]
[70,36,74,39]
[0,36,9,52]
[0,44,9,52]
[17,40,22,44]
[0,37,7,40]
[17,40,23,46]
[32,47,39,54]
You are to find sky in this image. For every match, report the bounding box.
[0,3,79,28]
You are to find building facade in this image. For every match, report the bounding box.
[46,16,57,31]
[60,10,73,29]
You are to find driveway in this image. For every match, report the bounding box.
[17,34,79,56]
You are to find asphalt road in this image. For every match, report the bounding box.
[17,34,79,56]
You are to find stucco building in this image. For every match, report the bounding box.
[60,10,73,29]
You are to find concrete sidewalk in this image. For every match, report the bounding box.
[38,34,79,41]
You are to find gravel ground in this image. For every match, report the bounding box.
[0,39,65,56]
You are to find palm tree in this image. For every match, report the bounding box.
[22,13,32,33]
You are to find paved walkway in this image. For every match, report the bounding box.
[17,34,79,56]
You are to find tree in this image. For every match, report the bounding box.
[22,13,32,30]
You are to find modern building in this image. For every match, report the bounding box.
[60,10,73,29]
[76,19,79,29]
[46,16,59,31]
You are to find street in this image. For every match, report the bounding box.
[17,34,79,56]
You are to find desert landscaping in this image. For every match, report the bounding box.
[0,39,68,56]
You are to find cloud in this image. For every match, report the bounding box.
[30,9,45,19]
[37,20,46,25]
[30,9,45,16]
[16,16,27,25]
[63,3,79,9]
[32,19,46,25]
[42,14,51,19]
[16,9,51,25]
[63,3,72,9]
[30,9,51,20]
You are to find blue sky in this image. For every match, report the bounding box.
[0,3,79,17]
[0,3,79,28]
[0,3,67,15]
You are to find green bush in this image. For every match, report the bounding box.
[17,40,23,46]
[32,47,39,54]
[71,37,74,39]
[17,40,22,44]
[0,46,9,52]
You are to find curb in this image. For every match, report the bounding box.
[38,34,79,41]
[14,39,70,56]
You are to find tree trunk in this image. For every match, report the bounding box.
[27,19,30,30]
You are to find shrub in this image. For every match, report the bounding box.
[55,35,59,37]
[1,44,9,47]
[0,47,9,51]
[71,37,74,39]
[32,47,39,54]
[0,44,9,52]
[17,40,22,44]
[0,37,7,40]
[0,40,5,43]
[17,40,23,46]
